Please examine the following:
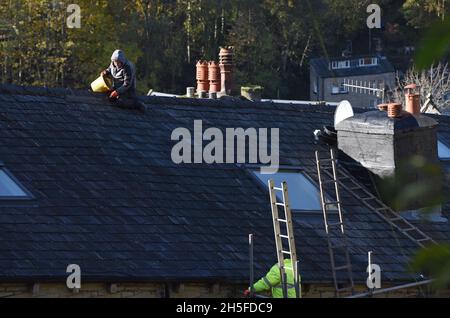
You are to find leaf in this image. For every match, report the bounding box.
[415,19,450,70]
[411,244,450,289]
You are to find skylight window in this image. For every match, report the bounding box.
[252,170,322,211]
[0,168,28,199]
[438,140,450,159]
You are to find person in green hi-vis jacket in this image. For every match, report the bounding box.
[244,259,301,298]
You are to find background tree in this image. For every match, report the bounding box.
[0,0,448,99]
[402,0,448,29]
[394,63,450,113]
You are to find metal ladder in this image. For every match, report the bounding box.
[268,180,301,298]
[315,149,354,297]
[318,151,436,248]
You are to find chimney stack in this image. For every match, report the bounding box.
[196,60,209,95]
[404,83,421,115]
[335,106,440,211]
[219,46,234,96]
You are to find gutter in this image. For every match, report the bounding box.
[346,279,434,298]
[261,99,339,106]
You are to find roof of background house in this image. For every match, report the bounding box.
[310,55,395,79]
[0,84,449,285]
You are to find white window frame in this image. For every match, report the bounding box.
[331,60,350,70]
[358,57,378,67]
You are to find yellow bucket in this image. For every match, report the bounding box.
[91,74,113,93]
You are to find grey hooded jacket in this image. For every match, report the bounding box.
[105,50,136,96]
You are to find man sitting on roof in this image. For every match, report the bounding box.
[101,49,144,112]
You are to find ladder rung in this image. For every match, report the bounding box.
[277,219,287,223]
[273,187,283,191]
[282,250,291,255]
[279,235,290,239]
[417,238,431,242]
[328,222,343,227]
[324,201,340,205]
[334,265,350,271]
[275,203,285,207]
[318,158,334,162]
[322,180,337,185]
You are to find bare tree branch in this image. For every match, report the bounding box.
[394,62,450,112]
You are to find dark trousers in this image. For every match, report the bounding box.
[109,90,145,112]
[110,90,136,108]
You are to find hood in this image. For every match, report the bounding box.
[111,49,127,64]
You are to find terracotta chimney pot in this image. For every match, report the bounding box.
[208,61,221,93]
[196,60,209,94]
[404,83,421,115]
[388,103,402,118]
[219,47,234,96]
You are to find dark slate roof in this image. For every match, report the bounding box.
[310,55,395,78]
[0,84,449,285]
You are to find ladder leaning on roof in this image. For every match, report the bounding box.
[268,180,301,298]
[315,148,355,297]
[317,149,436,248]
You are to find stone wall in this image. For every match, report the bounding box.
[1,281,446,298]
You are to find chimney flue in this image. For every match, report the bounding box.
[405,83,421,115]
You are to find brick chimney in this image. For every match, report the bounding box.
[335,103,440,210]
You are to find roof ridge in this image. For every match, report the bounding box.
[0,83,372,115]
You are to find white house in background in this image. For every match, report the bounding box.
[310,54,396,108]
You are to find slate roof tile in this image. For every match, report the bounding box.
[0,84,449,284]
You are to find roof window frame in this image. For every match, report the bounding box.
[0,161,34,201]
[245,165,337,214]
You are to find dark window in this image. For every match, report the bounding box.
[0,167,31,199]
[438,140,450,159]
[251,170,323,211]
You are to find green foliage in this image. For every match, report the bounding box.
[402,0,449,29]
[414,19,450,70]
[378,156,443,214]
[411,244,450,290]
[0,0,448,97]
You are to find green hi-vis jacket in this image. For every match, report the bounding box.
[252,259,301,298]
